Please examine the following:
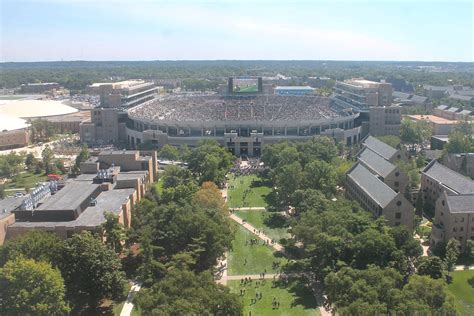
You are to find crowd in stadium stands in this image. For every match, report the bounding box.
[129,94,343,122]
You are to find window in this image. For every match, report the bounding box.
[442,200,445,206]
[395,172,400,177]
[453,227,457,232]
[461,217,464,222]
[396,212,401,219]
[460,227,464,232]
[395,181,399,187]
[396,201,402,206]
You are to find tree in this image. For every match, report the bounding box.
[466,239,474,260]
[102,212,126,254]
[178,144,192,161]
[187,140,233,184]
[445,130,472,153]
[0,230,64,267]
[273,161,302,206]
[135,268,242,316]
[41,146,54,174]
[158,144,179,161]
[75,144,90,168]
[377,135,402,148]
[324,266,457,316]
[417,256,445,279]
[400,119,432,150]
[400,275,457,315]
[25,153,39,172]
[302,159,337,196]
[0,184,5,199]
[59,231,127,310]
[444,238,460,275]
[0,258,70,316]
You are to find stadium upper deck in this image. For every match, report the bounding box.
[128,94,351,123]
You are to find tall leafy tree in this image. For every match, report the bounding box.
[0,230,64,267]
[444,238,460,276]
[0,258,70,316]
[59,231,127,311]
[102,212,126,254]
[158,144,179,161]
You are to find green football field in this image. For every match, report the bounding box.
[236,85,258,93]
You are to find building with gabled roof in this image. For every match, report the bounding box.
[345,163,414,229]
[361,135,407,163]
[357,147,409,194]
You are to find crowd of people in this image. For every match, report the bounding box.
[229,158,265,176]
[129,94,342,123]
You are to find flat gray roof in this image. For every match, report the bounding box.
[423,161,474,194]
[10,188,136,228]
[0,196,25,220]
[36,181,100,211]
[348,163,396,208]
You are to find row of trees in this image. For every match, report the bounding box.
[261,137,347,209]
[130,157,242,314]
[2,60,474,90]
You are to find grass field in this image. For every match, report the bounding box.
[227,225,287,276]
[228,280,319,316]
[5,172,48,190]
[154,177,164,195]
[227,175,271,208]
[446,270,474,316]
[234,210,290,242]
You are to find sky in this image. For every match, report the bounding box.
[1,0,473,62]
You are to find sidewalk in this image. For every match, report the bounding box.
[230,207,266,211]
[229,213,283,252]
[120,281,142,316]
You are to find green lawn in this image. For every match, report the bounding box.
[5,172,48,190]
[154,177,164,195]
[228,280,319,316]
[228,225,287,276]
[447,270,474,316]
[234,210,290,242]
[227,175,271,208]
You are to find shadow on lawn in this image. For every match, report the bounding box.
[274,280,318,310]
[264,213,289,229]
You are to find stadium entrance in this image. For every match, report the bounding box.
[224,131,263,157]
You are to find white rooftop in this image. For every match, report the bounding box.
[0,100,78,118]
[0,113,30,131]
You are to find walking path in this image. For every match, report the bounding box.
[221,182,332,316]
[230,207,266,211]
[229,213,283,252]
[120,281,142,316]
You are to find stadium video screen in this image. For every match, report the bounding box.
[232,78,259,93]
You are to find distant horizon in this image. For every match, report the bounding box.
[1,59,473,64]
[2,1,472,63]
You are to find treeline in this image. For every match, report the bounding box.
[1,60,473,91]
[128,140,241,314]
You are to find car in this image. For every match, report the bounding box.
[14,192,24,197]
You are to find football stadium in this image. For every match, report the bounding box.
[125,93,361,156]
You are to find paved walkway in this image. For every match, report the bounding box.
[230,207,266,211]
[221,182,332,315]
[120,281,142,316]
[229,213,283,252]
